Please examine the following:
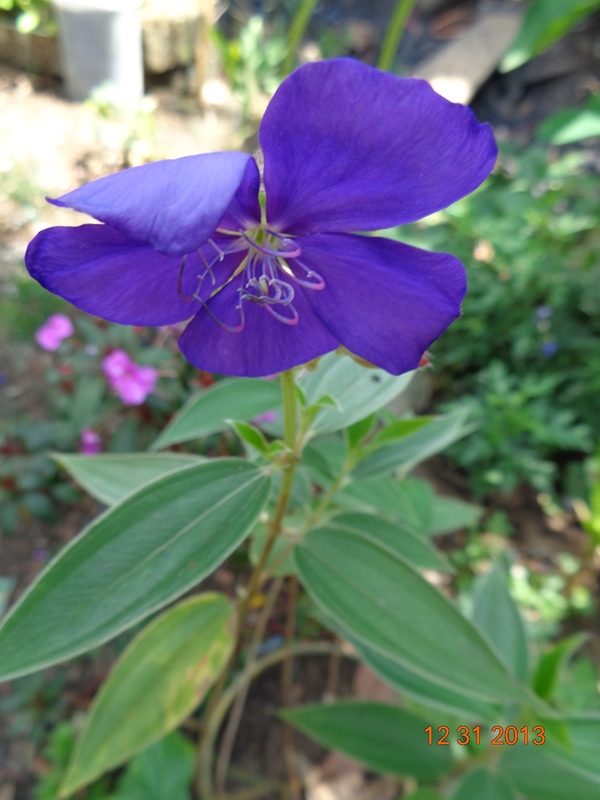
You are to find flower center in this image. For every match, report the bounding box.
[178,226,325,332]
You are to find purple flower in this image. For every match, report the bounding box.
[25,59,496,378]
[35,314,74,351]
[102,350,158,405]
[541,340,559,358]
[79,428,102,455]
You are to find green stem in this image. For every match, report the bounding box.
[377,0,417,72]
[281,0,319,77]
[281,368,298,452]
[197,371,299,799]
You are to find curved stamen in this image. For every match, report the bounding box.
[191,289,245,333]
[264,301,299,325]
[283,257,326,290]
[177,225,325,333]
[177,254,199,302]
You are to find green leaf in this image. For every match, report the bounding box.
[429,496,482,534]
[0,460,269,680]
[338,476,480,536]
[296,526,526,704]
[346,413,377,450]
[299,353,414,435]
[228,420,269,455]
[533,633,589,701]
[500,0,600,73]
[366,417,434,450]
[452,768,515,800]
[302,437,347,488]
[249,524,296,577]
[327,513,450,572]
[555,657,600,712]
[351,410,472,478]
[500,716,600,800]
[150,378,281,450]
[54,453,203,505]
[471,564,529,683]
[336,476,432,534]
[61,594,233,796]
[282,702,453,780]
[538,98,600,145]
[353,641,499,722]
[112,732,195,800]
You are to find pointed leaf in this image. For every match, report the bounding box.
[296,526,526,704]
[54,453,203,505]
[299,353,413,435]
[228,420,269,454]
[533,633,588,701]
[282,702,453,780]
[351,410,472,478]
[354,641,499,722]
[429,496,482,534]
[0,460,269,680]
[500,0,600,73]
[150,378,281,450]
[366,417,433,450]
[328,513,450,572]
[471,564,529,683]
[62,594,234,795]
[336,477,433,535]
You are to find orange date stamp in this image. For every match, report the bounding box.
[424,725,546,746]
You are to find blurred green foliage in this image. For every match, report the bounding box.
[501,0,600,73]
[0,0,54,33]
[391,143,600,495]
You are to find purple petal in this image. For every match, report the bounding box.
[219,157,261,230]
[260,59,497,234]
[295,233,466,375]
[26,223,208,326]
[49,152,253,257]
[179,277,338,377]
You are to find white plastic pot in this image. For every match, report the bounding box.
[52,0,143,106]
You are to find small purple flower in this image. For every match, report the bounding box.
[80,428,102,455]
[541,340,559,358]
[35,314,74,351]
[252,410,277,425]
[535,305,552,321]
[102,350,158,405]
[25,59,496,378]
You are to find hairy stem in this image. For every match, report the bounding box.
[377,0,417,72]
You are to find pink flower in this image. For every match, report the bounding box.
[102,349,158,406]
[35,314,74,351]
[80,428,102,455]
